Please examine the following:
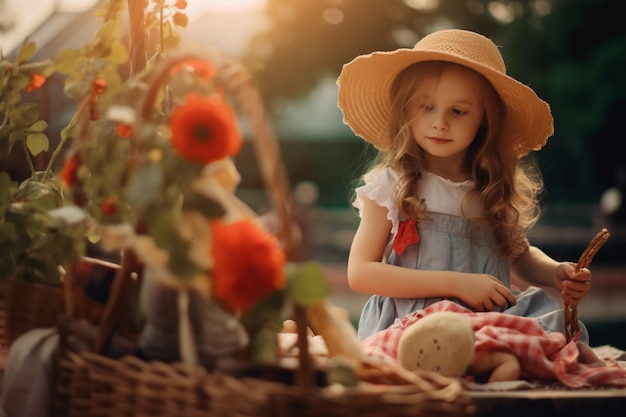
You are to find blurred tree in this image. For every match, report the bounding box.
[244,0,625,205]
[244,0,502,101]
[505,0,626,204]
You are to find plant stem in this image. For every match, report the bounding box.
[18,60,54,73]
[42,113,77,182]
[159,0,165,53]
[21,137,36,177]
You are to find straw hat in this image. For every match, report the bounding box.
[337,29,554,156]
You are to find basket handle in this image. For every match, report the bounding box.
[145,49,298,257]
[91,48,301,354]
[92,249,142,353]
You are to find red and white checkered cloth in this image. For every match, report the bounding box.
[361,300,626,388]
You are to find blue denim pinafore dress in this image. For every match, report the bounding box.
[353,168,588,343]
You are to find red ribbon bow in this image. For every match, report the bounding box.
[393,218,420,256]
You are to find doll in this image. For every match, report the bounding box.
[396,311,520,383]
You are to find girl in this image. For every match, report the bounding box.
[337,29,593,342]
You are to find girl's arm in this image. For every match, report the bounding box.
[347,198,516,311]
[510,246,560,288]
[510,245,591,307]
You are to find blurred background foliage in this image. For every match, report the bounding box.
[242,0,624,210]
[1,0,624,216]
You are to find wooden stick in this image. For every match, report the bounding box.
[294,304,313,389]
[92,248,141,353]
[574,228,610,273]
[564,228,610,342]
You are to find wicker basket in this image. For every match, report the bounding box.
[52,47,475,417]
[0,256,122,349]
[0,279,62,349]
[54,350,475,417]
[54,349,473,417]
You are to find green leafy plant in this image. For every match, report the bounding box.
[0,42,86,286]
[0,0,187,287]
[56,0,335,362]
[1,0,334,364]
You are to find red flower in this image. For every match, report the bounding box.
[116,123,133,137]
[25,73,46,92]
[172,12,188,27]
[101,198,118,216]
[61,155,80,187]
[169,94,242,163]
[89,78,107,120]
[91,78,107,95]
[210,219,285,313]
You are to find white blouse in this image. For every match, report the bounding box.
[353,167,483,235]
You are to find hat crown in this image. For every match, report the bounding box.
[415,29,506,75]
[337,29,553,155]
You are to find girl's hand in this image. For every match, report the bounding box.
[456,274,517,312]
[555,262,591,307]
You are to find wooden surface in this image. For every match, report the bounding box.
[1,347,626,415]
[470,388,626,416]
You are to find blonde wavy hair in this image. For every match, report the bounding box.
[365,61,543,260]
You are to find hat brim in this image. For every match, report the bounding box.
[337,48,554,156]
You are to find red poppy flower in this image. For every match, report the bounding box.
[210,219,285,313]
[61,155,80,187]
[89,78,106,120]
[169,94,242,164]
[116,123,133,137]
[172,12,188,27]
[101,198,118,216]
[25,73,46,92]
[91,78,107,95]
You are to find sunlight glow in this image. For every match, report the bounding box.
[404,0,440,12]
[466,0,485,15]
[322,8,344,25]
[57,0,99,13]
[531,0,552,16]
[0,0,268,54]
[487,1,523,24]
[190,0,268,14]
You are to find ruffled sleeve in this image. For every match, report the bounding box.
[352,167,402,234]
